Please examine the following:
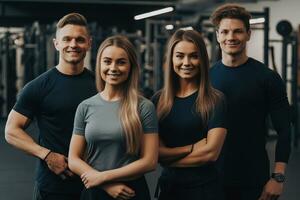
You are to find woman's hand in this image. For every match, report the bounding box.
[102,183,135,199]
[81,170,107,188]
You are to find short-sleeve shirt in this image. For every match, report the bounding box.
[73,94,158,171]
[13,67,97,194]
[152,91,227,184]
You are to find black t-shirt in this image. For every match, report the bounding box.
[210,58,291,187]
[152,91,227,184]
[13,67,97,194]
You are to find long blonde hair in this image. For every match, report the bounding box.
[96,35,142,155]
[157,30,222,125]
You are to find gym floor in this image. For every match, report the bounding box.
[1,119,299,200]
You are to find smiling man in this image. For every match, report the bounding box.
[5,13,97,200]
[209,4,291,200]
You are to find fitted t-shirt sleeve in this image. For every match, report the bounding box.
[207,95,227,131]
[13,80,41,119]
[73,102,88,136]
[139,98,158,134]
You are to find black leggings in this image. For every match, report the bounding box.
[80,176,150,200]
[157,176,223,200]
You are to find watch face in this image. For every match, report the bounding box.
[272,173,285,183]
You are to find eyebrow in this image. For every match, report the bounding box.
[174,51,198,54]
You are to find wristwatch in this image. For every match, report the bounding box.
[271,173,285,183]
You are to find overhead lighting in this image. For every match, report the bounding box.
[165,24,174,30]
[180,26,194,31]
[134,7,174,20]
[250,17,265,25]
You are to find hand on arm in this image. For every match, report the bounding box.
[258,162,286,200]
[158,138,193,165]
[170,127,227,167]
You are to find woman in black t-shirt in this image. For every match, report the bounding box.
[153,29,227,200]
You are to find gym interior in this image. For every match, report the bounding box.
[0,0,300,199]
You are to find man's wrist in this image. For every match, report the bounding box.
[271,172,285,183]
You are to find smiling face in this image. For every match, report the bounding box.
[216,18,251,57]
[100,45,131,87]
[53,24,91,66]
[172,40,200,81]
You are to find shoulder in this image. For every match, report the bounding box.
[209,60,223,72]
[79,94,100,107]
[150,90,162,106]
[83,68,95,78]
[139,96,155,109]
[21,68,56,92]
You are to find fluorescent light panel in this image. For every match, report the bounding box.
[250,17,265,24]
[134,7,174,20]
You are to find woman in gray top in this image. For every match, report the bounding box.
[68,35,159,200]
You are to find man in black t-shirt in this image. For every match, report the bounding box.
[209,4,291,200]
[5,13,97,200]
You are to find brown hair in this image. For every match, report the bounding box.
[210,3,252,31]
[56,13,89,35]
[157,29,222,125]
[96,35,142,155]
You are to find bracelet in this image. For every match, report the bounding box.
[43,150,52,161]
[190,144,194,153]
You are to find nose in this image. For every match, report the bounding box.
[109,62,118,72]
[227,31,235,40]
[69,38,77,47]
[183,56,190,66]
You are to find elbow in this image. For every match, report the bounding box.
[145,158,158,172]
[206,151,220,162]
[4,126,15,145]
[68,156,77,172]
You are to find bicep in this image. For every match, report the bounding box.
[140,133,159,161]
[206,127,227,152]
[6,110,31,130]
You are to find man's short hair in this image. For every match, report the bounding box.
[56,13,89,34]
[210,4,252,31]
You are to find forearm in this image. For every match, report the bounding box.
[170,147,212,167]
[103,157,157,183]
[5,127,49,160]
[171,129,226,167]
[159,145,192,163]
[68,156,95,176]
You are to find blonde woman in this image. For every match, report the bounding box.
[152,29,227,200]
[68,35,158,200]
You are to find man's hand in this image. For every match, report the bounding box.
[258,179,283,200]
[102,183,135,200]
[44,152,74,177]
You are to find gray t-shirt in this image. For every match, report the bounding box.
[73,93,158,171]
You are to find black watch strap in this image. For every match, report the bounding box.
[271,173,285,183]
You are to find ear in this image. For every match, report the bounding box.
[216,30,220,43]
[88,37,92,50]
[53,38,59,51]
[247,29,251,41]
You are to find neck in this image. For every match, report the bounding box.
[176,78,198,97]
[101,85,124,101]
[222,52,248,67]
[56,61,84,75]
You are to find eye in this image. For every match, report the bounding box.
[103,59,111,64]
[76,37,86,43]
[175,54,184,58]
[191,54,198,59]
